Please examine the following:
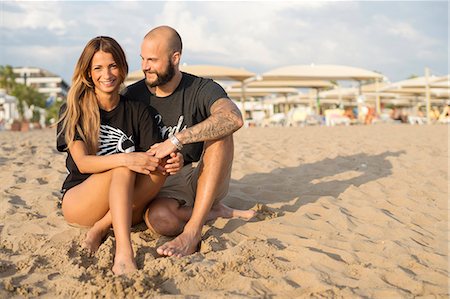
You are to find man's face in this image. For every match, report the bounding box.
[140,39,175,88]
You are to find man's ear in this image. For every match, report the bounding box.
[172,51,181,65]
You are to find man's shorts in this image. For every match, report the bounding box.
[157,162,230,207]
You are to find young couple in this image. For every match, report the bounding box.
[57,26,255,275]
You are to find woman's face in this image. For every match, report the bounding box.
[90,51,121,95]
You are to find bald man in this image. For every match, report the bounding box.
[122,26,255,257]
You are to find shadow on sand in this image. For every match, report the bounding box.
[213,150,405,236]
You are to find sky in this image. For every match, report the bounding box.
[1,1,448,85]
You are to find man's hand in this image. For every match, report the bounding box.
[148,139,178,159]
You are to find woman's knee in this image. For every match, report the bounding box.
[110,167,136,184]
[111,166,134,177]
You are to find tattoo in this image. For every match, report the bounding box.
[180,99,243,144]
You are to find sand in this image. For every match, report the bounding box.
[0,124,448,298]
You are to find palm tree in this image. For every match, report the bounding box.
[0,65,17,93]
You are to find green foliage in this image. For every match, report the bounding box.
[0,65,17,93]
[45,100,64,125]
[11,84,46,107]
[10,84,46,119]
[31,110,41,123]
[1,65,49,120]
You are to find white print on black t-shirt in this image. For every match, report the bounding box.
[97,124,135,156]
[155,114,187,139]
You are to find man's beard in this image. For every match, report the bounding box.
[144,59,175,88]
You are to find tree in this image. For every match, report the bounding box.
[0,65,17,93]
[11,84,46,120]
[45,100,64,125]
[1,65,64,124]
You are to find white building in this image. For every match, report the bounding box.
[0,89,19,129]
[13,67,69,102]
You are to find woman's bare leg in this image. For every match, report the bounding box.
[83,212,113,253]
[109,167,136,275]
[62,169,165,274]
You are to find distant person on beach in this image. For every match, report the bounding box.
[56,36,182,274]
[364,106,376,124]
[391,107,408,123]
[122,25,256,258]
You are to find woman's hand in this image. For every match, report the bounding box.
[164,152,184,175]
[125,152,160,175]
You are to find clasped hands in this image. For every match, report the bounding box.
[126,139,183,176]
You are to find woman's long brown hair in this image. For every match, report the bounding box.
[58,36,128,154]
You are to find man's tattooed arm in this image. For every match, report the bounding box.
[176,98,244,144]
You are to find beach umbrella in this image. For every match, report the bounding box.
[381,74,448,89]
[234,79,334,89]
[124,65,255,112]
[381,72,450,123]
[226,86,300,116]
[261,64,384,81]
[180,64,255,82]
[320,82,396,108]
[429,75,449,88]
[232,79,335,115]
[261,64,385,116]
[126,65,256,85]
[225,87,299,98]
[179,64,255,113]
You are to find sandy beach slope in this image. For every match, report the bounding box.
[0,124,448,298]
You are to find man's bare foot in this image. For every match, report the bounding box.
[112,255,137,275]
[156,229,201,257]
[210,203,256,220]
[82,224,110,254]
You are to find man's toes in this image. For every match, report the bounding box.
[157,246,166,255]
[157,244,175,257]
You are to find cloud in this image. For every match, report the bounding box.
[373,15,423,41]
[2,2,74,35]
[151,1,323,70]
[0,1,447,83]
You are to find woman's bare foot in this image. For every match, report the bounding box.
[82,224,110,254]
[210,203,256,220]
[156,228,201,258]
[112,255,137,275]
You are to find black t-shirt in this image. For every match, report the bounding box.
[122,72,228,165]
[56,95,159,191]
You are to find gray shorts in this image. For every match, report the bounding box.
[157,162,230,207]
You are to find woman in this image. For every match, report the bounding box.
[57,36,181,275]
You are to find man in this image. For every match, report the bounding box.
[122,25,255,257]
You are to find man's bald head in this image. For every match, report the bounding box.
[144,25,182,55]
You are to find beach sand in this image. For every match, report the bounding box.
[0,124,448,298]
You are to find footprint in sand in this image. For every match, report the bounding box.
[8,195,27,207]
[36,178,48,185]
[254,204,283,221]
[67,240,98,269]
[0,259,17,277]
[15,176,27,184]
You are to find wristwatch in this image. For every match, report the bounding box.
[169,134,183,150]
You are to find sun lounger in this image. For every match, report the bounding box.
[324,109,350,126]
